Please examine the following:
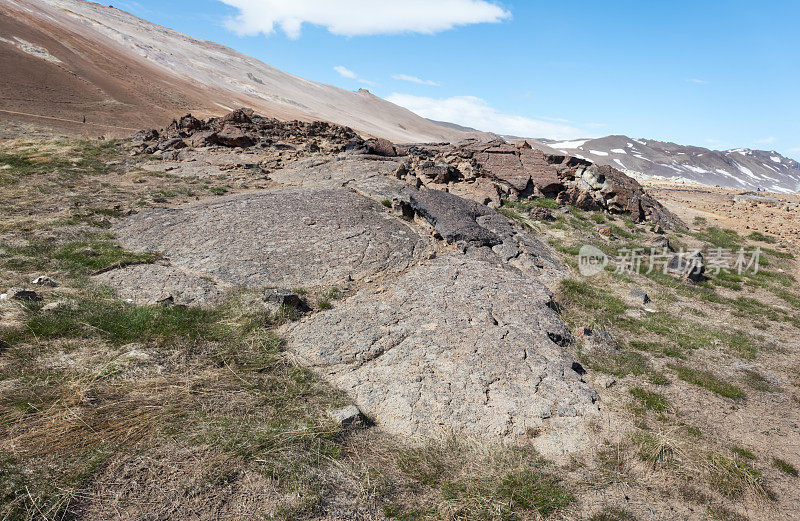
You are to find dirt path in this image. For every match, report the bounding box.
[0,108,141,131]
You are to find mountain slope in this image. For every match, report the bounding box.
[538,135,800,193]
[0,0,485,142]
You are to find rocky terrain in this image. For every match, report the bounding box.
[533,136,800,194]
[2,111,799,521]
[0,0,487,142]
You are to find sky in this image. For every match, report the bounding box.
[114,0,800,159]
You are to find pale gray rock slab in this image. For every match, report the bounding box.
[112,187,428,289]
[270,157,399,188]
[284,253,599,454]
[95,264,230,306]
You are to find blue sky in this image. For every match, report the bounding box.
[116,0,799,159]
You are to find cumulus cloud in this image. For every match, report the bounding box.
[218,0,510,38]
[686,78,710,84]
[392,74,440,86]
[386,94,588,140]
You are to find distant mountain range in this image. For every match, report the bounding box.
[529,136,800,194]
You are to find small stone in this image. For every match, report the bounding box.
[327,405,363,427]
[264,288,303,308]
[0,294,7,301]
[31,276,58,287]
[41,300,69,312]
[9,288,41,301]
[0,338,9,353]
[596,225,612,237]
[628,288,651,304]
[156,295,174,306]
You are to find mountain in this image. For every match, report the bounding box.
[0,0,487,143]
[535,135,800,194]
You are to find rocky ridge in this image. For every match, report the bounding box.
[108,110,691,453]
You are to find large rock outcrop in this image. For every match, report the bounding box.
[397,139,686,230]
[112,187,429,290]
[284,252,599,452]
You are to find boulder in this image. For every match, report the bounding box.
[409,188,501,246]
[216,125,256,147]
[220,108,253,125]
[8,288,41,301]
[668,251,706,283]
[132,128,158,143]
[365,138,397,157]
[156,137,186,151]
[645,236,673,252]
[178,114,203,131]
[528,207,556,222]
[185,131,218,148]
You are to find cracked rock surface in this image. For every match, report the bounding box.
[284,252,599,453]
[112,187,428,289]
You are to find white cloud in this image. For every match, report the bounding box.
[392,74,440,86]
[687,78,710,84]
[334,66,376,86]
[386,94,588,140]
[756,137,777,144]
[219,0,510,38]
[334,65,357,79]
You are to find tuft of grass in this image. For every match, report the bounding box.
[772,458,798,477]
[633,431,678,469]
[707,454,766,497]
[731,446,756,460]
[531,197,559,209]
[629,387,670,411]
[381,199,392,208]
[671,364,744,400]
[209,186,228,195]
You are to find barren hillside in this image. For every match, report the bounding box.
[0,0,484,142]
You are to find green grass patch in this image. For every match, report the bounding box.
[772,458,798,477]
[747,231,777,244]
[2,238,158,276]
[707,454,765,497]
[629,387,670,411]
[671,365,744,400]
[16,296,226,345]
[731,446,755,460]
[559,279,627,317]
